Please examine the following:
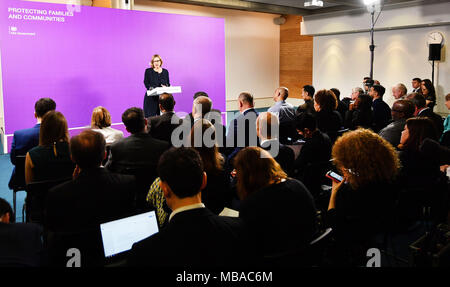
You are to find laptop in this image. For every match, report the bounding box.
[100,210,159,261]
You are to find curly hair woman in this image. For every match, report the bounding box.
[327,128,401,265]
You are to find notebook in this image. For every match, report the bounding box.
[100,210,159,258]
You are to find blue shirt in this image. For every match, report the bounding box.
[268,101,296,123]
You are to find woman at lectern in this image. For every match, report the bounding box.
[144,54,170,117]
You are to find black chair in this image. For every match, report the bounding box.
[25,177,72,224]
[10,155,26,222]
[279,120,298,145]
[121,166,158,211]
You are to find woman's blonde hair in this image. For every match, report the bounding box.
[91,106,112,129]
[332,128,400,189]
[150,54,163,68]
[233,147,287,200]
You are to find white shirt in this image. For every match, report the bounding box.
[169,203,205,222]
[92,127,124,145]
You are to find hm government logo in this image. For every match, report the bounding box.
[8,26,36,37]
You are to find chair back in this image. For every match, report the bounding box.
[26,177,72,224]
[121,166,158,211]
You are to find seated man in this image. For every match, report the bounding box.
[185,91,222,126]
[392,83,407,100]
[268,87,295,123]
[106,107,170,173]
[369,84,392,133]
[268,87,297,143]
[379,100,415,148]
[411,93,444,138]
[128,147,245,267]
[296,84,316,115]
[146,93,182,144]
[45,130,136,266]
[256,112,294,175]
[293,112,332,198]
[226,92,259,159]
[0,198,43,267]
[9,98,56,189]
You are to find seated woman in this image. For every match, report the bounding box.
[147,119,231,227]
[327,129,400,265]
[25,111,75,184]
[233,147,317,260]
[314,89,343,143]
[397,117,447,224]
[90,106,123,145]
[421,79,436,111]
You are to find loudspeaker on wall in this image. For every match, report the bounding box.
[429,44,442,61]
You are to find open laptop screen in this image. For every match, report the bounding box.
[100,211,159,258]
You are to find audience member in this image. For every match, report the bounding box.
[293,112,332,198]
[331,88,348,122]
[9,98,56,189]
[369,84,391,132]
[268,87,295,123]
[129,147,245,267]
[234,147,317,262]
[296,85,316,115]
[146,93,182,144]
[397,117,448,224]
[105,107,170,173]
[256,112,295,175]
[91,106,123,145]
[345,94,373,130]
[188,95,226,150]
[441,93,450,147]
[411,78,422,93]
[421,79,437,110]
[327,129,400,265]
[363,77,374,93]
[313,89,343,143]
[25,111,74,184]
[392,83,407,100]
[0,198,43,267]
[379,100,415,148]
[410,93,443,138]
[45,130,136,266]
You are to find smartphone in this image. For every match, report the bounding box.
[326,170,343,183]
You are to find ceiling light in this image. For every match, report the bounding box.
[304,0,324,7]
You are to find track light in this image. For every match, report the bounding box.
[363,0,380,4]
[304,0,324,7]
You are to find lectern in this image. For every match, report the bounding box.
[147,86,182,97]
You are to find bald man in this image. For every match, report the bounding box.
[379,100,415,148]
[392,83,407,100]
[268,87,295,123]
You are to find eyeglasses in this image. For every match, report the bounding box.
[153,60,161,62]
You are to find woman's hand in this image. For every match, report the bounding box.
[72,165,81,179]
[328,178,345,211]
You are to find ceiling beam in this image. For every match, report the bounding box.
[149,0,314,15]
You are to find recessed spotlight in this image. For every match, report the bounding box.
[304,0,324,7]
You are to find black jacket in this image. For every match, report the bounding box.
[128,208,246,267]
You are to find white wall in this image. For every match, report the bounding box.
[307,3,450,115]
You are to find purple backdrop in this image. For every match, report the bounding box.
[0,0,225,152]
